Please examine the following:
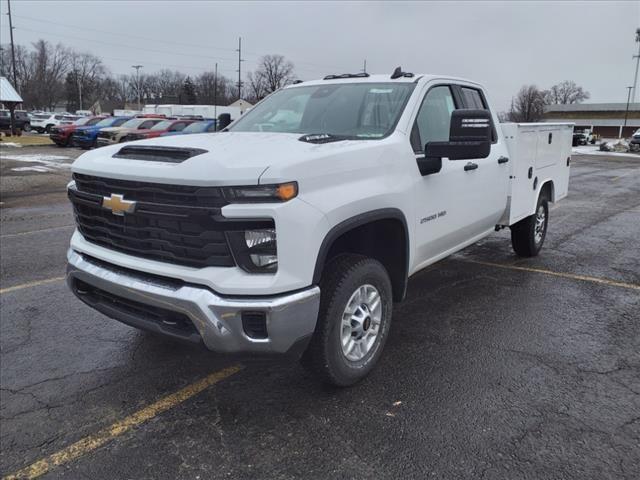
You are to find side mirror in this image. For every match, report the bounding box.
[425,109,492,163]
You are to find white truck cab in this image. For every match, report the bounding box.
[67,69,572,386]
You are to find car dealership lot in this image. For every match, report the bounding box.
[0,154,638,479]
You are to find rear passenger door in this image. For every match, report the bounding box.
[454,85,509,234]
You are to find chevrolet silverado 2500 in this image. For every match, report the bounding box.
[66,70,572,386]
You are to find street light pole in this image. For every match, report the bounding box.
[622,86,633,139]
[132,65,143,111]
[631,28,640,103]
[214,62,218,120]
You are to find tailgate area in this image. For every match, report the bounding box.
[500,122,572,225]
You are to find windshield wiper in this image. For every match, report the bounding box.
[298,133,357,144]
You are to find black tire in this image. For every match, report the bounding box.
[511,194,549,257]
[301,254,393,387]
[45,124,53,133]
[22,123,31,133]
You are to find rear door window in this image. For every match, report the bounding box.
[459,86,497,143]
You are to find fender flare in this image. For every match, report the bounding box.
[312,208,410,300]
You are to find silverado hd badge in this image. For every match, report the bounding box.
[102,193,136,216]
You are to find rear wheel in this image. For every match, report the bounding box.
[45,124,54,133]
[22,123,31,132]
[511,194,549,257]
[302,254,393,387]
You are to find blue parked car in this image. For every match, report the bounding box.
[160,119,217,137]
[72,116,131,149]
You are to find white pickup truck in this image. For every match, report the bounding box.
[67,69,571,386]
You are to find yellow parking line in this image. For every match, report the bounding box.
[461,259,640,291]
[0,276,66,294]
[3,364,243,480]
[1,225,74,238]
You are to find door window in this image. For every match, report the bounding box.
[461,88,485,109]
[411,86,456,153]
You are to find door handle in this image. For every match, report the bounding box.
[498,156,509,164]
[464,162,478,171]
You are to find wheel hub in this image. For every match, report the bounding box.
[341,285,382,361]
[534,205,546,244]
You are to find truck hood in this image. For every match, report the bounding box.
[71,131,383,186]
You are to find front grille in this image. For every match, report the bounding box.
[69,174,273,269]
[73,173,227,208]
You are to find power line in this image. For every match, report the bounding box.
[12,13,238,53]
[13,26,239,63]
[5,13,354,73]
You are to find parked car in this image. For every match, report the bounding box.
[0,109,31,132]
[49,116,107,147]
[71,116,131,149]
[160,119,217,137]
[30,113,68,133]
[629,129,640,151]
[96,117,166,147]
[121,119,197,142]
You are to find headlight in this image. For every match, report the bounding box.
[223,182,297,203]
[227,228,277,273]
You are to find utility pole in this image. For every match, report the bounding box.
[236,37,243,100]
[132,64,143,110]
[622,86,633,139]
[7,0,18,91]
[77,73,83,111]
[632,28,640,103]
[214,62,218,119]
[362,59,367,74]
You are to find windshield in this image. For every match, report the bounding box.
[229,82,415,138]
[183,122,209,133]
[95,118,116,127]
[151,120,173,131]
[74,117,93,126]
[120,118,146,129]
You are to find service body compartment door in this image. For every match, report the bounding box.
[501,123,572,225]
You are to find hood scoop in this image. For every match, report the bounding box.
[112,145,208,163]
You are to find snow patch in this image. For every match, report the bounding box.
[2,153,73,172]
[572,145,639,159]
[0,142,23,148]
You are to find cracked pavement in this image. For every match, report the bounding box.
[0,152,639,479]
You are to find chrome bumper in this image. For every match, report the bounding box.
[66,249,320,355]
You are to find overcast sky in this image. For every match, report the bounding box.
[0,0,637,110]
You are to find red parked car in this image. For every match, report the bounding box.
[121,119,197,142]
[49,116,107,147]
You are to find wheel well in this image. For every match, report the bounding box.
[540,180,555,203]
[313,213,408,302]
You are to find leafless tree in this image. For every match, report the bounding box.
[508,85,547,122]
[245,54,295,102]
[544,81,590,105]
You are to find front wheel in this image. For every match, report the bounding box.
[511,194,549,257]
[22,124,31,132]
[301,254,393,387]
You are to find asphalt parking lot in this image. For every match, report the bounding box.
[0,149,639,479]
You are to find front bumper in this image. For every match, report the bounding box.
[73,136,95,148]
[66,249,320,356]
[96,137,117,147]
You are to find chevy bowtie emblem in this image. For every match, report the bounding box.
[102,193,136,216]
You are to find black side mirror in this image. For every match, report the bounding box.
[217,113,232,131]
[425,109,492,163]
[416,156,442,176]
